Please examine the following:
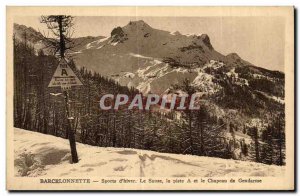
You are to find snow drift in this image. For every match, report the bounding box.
[14,128,284,177]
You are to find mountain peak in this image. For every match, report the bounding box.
[126,20,152,30]
[14,23,44,42]
[226,53,241,60]
[199,34,213,50]
[170,31,181,36]
[128,20,148,25]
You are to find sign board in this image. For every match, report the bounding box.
[48,59,83,88]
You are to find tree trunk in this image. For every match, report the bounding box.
[64,91,79,163]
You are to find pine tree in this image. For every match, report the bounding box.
[248,126,260,163]
[261,125,274,164]
[274,112,285,165]
[40,15,79,163]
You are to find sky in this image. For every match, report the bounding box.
[14,16,285,71]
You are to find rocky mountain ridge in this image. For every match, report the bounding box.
[13,21,285,126]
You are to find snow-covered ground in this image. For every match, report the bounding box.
[14,128,284,177]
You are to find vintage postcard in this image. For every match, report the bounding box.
[6,6,294,191]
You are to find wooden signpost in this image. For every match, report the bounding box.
[48,58,83,163]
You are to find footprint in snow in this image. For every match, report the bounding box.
[110,158,128,162]
[81,162,107,167]
[114,166,127,171]
[86,168,94,172]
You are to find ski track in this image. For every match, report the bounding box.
[14,128,285,177]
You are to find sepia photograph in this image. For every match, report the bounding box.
[6,6,294,191]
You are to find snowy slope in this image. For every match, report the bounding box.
[14,128,284,177]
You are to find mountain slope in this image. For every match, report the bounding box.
[13,21,284,95]
[13,21,285,127]
[14,128,284,177]
[72,20,225,78]
[13,23,105,56]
